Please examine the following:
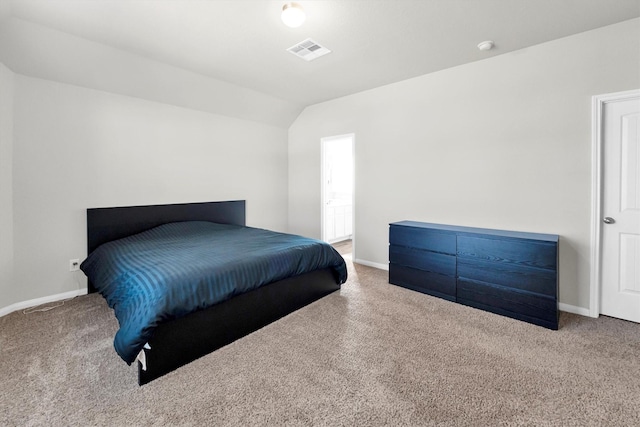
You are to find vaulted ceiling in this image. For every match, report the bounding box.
[1,0,638,126]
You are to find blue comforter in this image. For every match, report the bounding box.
[80,221,347,364]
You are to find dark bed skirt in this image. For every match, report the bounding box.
[138,267,341,385]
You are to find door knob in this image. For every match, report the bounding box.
[603,217,615,224]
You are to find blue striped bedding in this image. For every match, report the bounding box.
[80,221,347,364]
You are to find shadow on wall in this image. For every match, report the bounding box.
[557,236,582,310]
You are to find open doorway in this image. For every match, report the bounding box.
[321,134,354,259]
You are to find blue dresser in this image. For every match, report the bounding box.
[389,221,559,329]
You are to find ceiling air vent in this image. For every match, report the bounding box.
[287,38,331,62]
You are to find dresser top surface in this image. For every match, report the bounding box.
[390,221,559,243]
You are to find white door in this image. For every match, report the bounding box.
[600,95,640,323]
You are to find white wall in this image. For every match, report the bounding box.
[9,75,288,304]
[288,18,640,310]
[0,62,14,306]
[0,6,299,310]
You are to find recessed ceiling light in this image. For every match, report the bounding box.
[477,41,495,51]
[281,2,306,28]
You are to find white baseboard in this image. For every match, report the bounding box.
[559,303,593,317]
[0,288,88,318]
[0,279,593,320]
[354,259,389,271]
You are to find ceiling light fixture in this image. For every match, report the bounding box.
[281,2,306,28]
[477,41,495,51]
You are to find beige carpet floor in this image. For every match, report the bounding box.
[1,258,639,426]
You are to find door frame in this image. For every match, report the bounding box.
[590,89,640,318]
[320,133,355,245]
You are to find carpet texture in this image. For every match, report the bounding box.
[1,259,639,426]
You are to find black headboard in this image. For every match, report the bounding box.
[87,199,245,256]
[86,200,246,293]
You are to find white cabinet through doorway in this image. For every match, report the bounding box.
[325,201,352,243]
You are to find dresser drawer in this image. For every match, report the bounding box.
[389,245,456,276]
[457,257,557,297]
[389,263,456,301]
[457,278,558,328]
[457,235,557,271]
[390,225,456,254]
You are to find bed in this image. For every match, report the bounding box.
[81,200,347,385]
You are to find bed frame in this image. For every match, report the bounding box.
[86,200,341,385]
